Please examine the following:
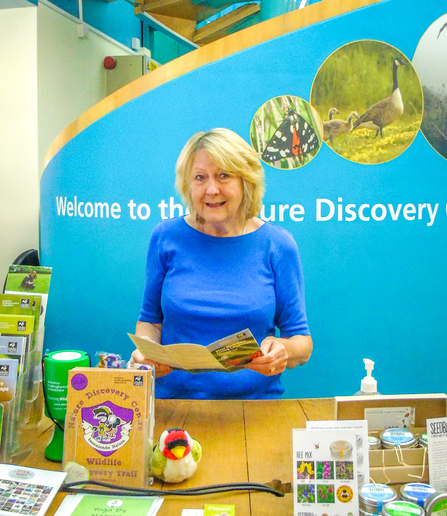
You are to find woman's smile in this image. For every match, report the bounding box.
[190,149,244,236]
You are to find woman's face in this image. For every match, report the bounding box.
[190,149,244,231]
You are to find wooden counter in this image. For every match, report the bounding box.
[20,398,335,515]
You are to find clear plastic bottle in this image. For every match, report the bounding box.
[354,358,381,395]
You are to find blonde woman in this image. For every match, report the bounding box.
[132,128,312,399]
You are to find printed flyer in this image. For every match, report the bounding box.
[306,420,369,486]
[292,429,359,516]
[427,416,447,490]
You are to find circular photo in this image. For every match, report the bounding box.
[311,40,423,164]
[413,13,447,160]
[250,95,322,170]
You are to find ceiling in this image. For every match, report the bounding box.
[134,0,261,46]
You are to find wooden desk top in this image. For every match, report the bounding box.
[20,398,335,516]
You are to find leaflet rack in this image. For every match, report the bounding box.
[0,327,45,463]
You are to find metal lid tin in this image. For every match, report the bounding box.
[380,428,418,449]
[359,483,398,513]
[418,433,428,448]
[382,500,425,516]
[400,483,436,507]
[369,435,382,449]
[360,508,379,516]
[424,492,447,515]
[330,440,352,458]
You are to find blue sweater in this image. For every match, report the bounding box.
[139,217,309,399]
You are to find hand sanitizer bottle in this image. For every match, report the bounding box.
[354,358,381,395]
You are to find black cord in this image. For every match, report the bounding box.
[61,480,284,497]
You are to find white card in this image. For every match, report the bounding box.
[427,417,447,490]
[306,419,369,486]
[293,429,359,516]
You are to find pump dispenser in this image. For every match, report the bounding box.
[354,358,381,395]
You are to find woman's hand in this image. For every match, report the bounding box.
[246,334,313,375]
[132,321,172,378]
[246,337,288,376]
[131,348,172,378]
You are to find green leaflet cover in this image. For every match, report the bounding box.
[54,494,164,516]
[4,265,52,329]
[0,293,42,330]
[0,314,35,335]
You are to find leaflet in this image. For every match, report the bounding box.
[128,328,262,373]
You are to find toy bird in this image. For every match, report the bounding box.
[150,427,202,483]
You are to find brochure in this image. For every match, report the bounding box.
[306,419,369,486]
[0,464,66,516]
[54,494,163,516]
[0,294,42,333]
[128,329,262,373]
[0,314,35,336]
[4,265,52,329]
[292,428,359,516]
[0,359,19,402]
[0,336,27,375]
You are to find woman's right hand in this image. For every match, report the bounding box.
[131,348,172,378]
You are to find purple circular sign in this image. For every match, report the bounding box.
[71,373,88,391]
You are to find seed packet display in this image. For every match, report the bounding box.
[0,464,66,516]
[292,429,359,516]
[65,368,154,488]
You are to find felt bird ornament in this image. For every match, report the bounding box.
[150,427,202,483]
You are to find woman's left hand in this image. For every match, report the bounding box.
[246,337,288,376]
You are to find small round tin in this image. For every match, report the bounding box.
[400,483,436,507]
[369,435,382,449]
[382,500,425,516]
[360,508,377,516]
[418,433,428,448]
[330,440,352,458]
[380,428,417,449]
[424,492,447,515]
[359,483,397,513]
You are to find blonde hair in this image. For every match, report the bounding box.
[175,128,265,222]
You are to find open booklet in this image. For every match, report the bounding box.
[128,328,263,373]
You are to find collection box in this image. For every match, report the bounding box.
[335,394,447,485]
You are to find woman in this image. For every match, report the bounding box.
[132,128,312,399]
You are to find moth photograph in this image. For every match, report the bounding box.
[311,40,423,164]
[250,95,323,170]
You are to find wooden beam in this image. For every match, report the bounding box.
[151,12,197,39]
[193,3,260,44]
[141,0,187,13]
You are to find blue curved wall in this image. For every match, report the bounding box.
[41,0,447,398]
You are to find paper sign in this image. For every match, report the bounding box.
[364,406,415,431]
[427,416,447,490]
[293,429,359,516]
[306,420,369,486]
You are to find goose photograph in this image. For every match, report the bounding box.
[310,40,423,164]
[250,94,323,170]
[413,12,447,161]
